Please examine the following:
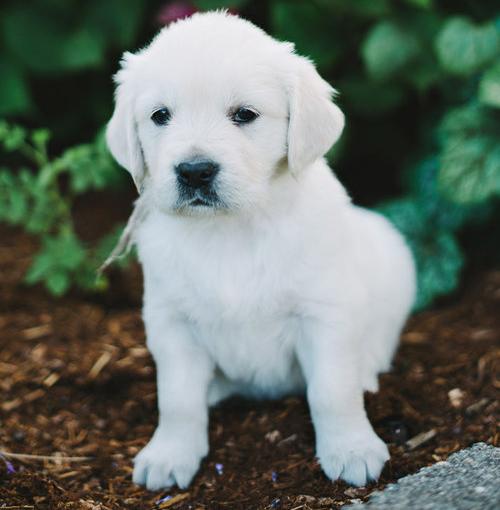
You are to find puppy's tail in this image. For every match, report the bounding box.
[97,195,148,274]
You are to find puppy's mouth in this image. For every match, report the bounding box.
[175,188,226,212]
[190,197,213,207]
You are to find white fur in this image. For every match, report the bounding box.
[106,12,416,490]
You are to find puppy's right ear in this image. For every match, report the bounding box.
[106,52,145,193]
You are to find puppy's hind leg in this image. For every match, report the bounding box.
[361,300,413,393]
[361,321,401,393]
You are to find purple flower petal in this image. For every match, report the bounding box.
[271,471,278,482]
[156,1,197,26]
[215,462,224,475]
[6,460,16,474]
[156,495,172,505]
[0,455,16,474]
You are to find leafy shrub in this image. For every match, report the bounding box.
[0,121,128,295]
[0,0,499,308]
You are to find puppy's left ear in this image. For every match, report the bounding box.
[287,56,344,174]
[106,53,146,193]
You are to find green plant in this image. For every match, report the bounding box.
[0,121,129,295]
[362,13,500,307]
[1,0,499,307]
[0,0,147,117]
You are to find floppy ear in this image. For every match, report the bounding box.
[106,53,146,193]
[287,56,344,174]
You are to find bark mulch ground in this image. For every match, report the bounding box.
[0,225,498,510]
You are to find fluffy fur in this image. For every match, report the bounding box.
[106,11,416,490]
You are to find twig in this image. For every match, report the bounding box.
[465,398,489,415]
[405,429,437,450]
[0,506,35,509]
[0,451,93,462]
[0,451,125,462]
[156,493,190,508]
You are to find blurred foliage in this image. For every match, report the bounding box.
[0,0,499,308]
[0,121,129,295]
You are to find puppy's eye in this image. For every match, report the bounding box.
[151,108,171,126]
[232,107,259,125]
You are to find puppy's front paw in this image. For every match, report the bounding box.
[133,431,207,490]
[318,428,389,487]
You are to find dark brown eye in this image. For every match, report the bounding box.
[232,107,259,125]
[151,108,171,126]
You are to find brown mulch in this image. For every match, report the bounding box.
[0,225,499,510]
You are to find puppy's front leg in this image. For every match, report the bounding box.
[297,317,389,487]
[133,317,214,490]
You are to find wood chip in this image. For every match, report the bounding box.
[157,493,190,508]
[1,398,22,412]
[24,388,45,403]
[406,429,437,450]
[448,388,464,408]
[88,352,113,379]
[22,324,52,340]
[43,373,60,388]
[265,430,282,443]
[465,398,489,415]
[401,331,428,344]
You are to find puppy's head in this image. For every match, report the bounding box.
[107,12,344,215]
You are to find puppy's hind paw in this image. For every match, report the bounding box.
[318,430,389,487]
[133,433,206,490]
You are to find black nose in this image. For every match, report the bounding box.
[175,160,219,188]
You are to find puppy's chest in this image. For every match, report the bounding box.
[143,230,302,385]
[153,231,296,320]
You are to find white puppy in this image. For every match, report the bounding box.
[106,11,416,490]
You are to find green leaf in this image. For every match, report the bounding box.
[2,4,105,73]
[2,4,71,73]
[2,125,27,151]
[25,192,62,234]
[403,0,433,8]
[46,271,70,296]
[31,129,51,152]
[406,56,443,92]
[60,29,105,70]
[271,1,340,69]
[479,61,500,108]
[0,58,32,115]
[339,77,405,115]
[415,231,463,309]
[435,17,500,76]
[194,0,248,8]
[25,251,55,285]
[378,198,464,309]
[84,0,146,47]
[62,134,122,193]
[362,21,420,81]
[314,0,391,19]
[439,104,485,139]
[25,229,87,295]
[408,157,492,230]
[438,136,500,204]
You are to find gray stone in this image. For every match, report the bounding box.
[346,443,500,509]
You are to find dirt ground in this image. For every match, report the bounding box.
[0,224,498,510]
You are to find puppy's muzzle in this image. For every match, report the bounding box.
[175,160,220,190]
